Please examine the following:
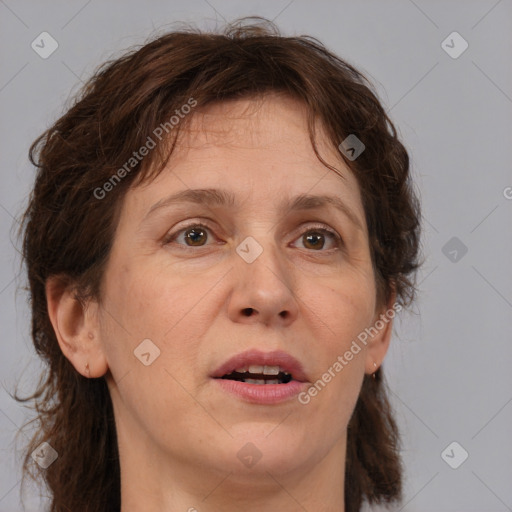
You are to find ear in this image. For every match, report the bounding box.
[364,287,399,375]
[45,275,108,378]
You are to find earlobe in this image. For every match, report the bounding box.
[45,275,108,378]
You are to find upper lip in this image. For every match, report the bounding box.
[211,349,309,382]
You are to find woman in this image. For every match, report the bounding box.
[16,17,421,512]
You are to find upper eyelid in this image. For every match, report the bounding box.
[166,220,342,244]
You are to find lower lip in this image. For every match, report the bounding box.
[212,378,307,404]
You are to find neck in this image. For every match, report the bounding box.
[117,422,346,512]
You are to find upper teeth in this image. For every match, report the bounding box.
[234,365,288,376]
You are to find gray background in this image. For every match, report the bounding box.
[1,1,511,511]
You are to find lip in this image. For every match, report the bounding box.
[211,349,309,382]
[213,379,308,404]
[210,349,309,405]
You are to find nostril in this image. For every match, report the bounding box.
[242,308,254,316]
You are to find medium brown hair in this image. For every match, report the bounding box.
[14,17,421,512]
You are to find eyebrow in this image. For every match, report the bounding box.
[143,188,363,230]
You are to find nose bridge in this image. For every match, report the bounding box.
[235,230,288,285]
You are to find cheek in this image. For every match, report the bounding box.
[304,273,376,349]
[99,261,218,380]
[105,261,206,337]
[100,265,214,447]
[298,276,375,411]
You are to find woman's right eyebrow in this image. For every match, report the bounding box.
[142,187,362,231]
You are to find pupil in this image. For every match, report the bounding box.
[186,228,206,246]
[305,232,324,250]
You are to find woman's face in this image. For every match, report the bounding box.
[95,94,391,490]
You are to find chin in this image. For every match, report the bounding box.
[216,423,315,475]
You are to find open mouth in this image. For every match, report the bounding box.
[221,365,293,385]
[212,352,307,404]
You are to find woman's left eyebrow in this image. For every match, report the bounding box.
[142,187,363,231]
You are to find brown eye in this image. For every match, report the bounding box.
[302,231,326,250]
[183,227,208,246]
[165,223,342,252]
[293,227,341,252]
[165,223,213,247]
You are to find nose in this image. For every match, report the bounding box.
[227,238,299,328]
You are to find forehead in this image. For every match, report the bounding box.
[178,93,338,158]
[126,94,365,227]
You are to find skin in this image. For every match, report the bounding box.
[46,93,395,512]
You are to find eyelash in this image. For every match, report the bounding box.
[163,221,343,252]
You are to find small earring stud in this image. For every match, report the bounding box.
[372,362,377,379]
